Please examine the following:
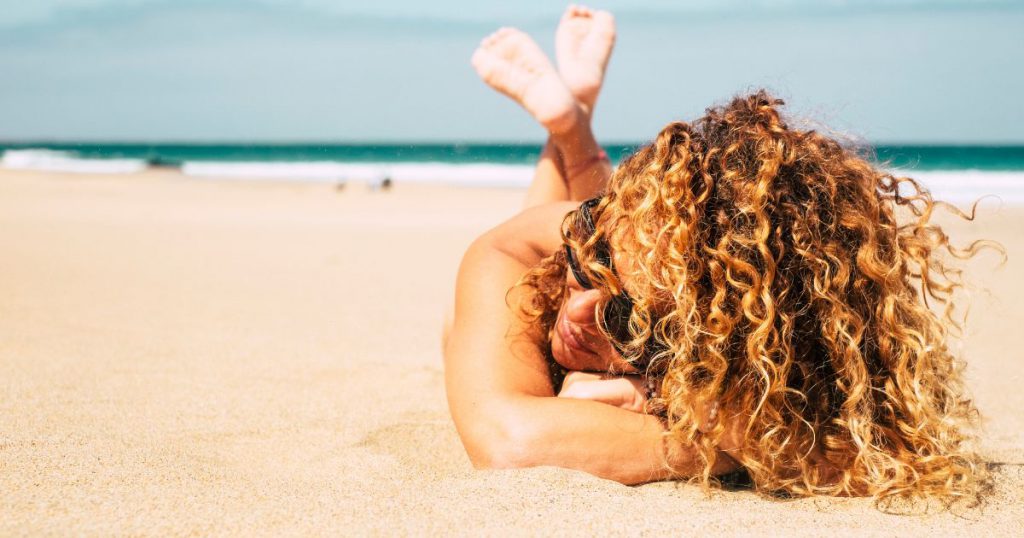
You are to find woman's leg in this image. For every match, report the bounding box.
[524,124,614,208]
[523,139,569,208]
[473,7,616,208]
[549,117,613,202]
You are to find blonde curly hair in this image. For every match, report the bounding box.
[517,90,1001,507]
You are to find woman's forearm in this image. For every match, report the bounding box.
[488,394,712,484]
[499,397,684,481]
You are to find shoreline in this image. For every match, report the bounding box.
[4,164,1024,206]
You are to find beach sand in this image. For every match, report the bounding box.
[1,169,1021,535]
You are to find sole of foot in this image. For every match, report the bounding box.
[471,27,582,135]
[555,5,616,114]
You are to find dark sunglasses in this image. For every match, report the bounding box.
[563,197,662,373]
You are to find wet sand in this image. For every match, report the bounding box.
[1,169,1021,535]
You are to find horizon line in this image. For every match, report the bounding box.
[3,140,1024,148]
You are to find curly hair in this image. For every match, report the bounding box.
[516,90,1002,507]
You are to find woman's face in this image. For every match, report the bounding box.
[549,256,636,373]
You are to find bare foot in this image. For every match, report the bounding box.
[471,27,582,134]
[555,5,616,114]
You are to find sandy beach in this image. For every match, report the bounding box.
[1,168,1022,535]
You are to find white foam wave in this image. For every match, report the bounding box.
[895,170,1024,205]
[1,149,147,174]
[181,161,534,188]
[182,161,1024,202]
[4,150,1023,204]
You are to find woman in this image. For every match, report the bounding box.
[445,6,994,505]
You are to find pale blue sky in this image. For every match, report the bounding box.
[1,0,1022,143]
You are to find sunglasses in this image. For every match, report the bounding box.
[563,197,662,373]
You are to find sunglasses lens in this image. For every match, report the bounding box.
[564,244,593,289]
[602,294,633,343]
[603,294,662,373]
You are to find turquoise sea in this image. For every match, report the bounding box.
[2,143,1024,203]
[2,142,1024,170]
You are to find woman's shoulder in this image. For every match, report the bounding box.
[472,201,579,265]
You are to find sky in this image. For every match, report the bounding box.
[0,0,1022,143]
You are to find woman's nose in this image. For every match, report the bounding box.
[565,289,602,324]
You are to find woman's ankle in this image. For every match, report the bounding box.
[543,103,587,136]
[566,150,610,178]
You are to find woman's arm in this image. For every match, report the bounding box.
[444,203,736,484]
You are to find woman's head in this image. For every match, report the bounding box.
[553,196,666,373]
[521,90,999,506]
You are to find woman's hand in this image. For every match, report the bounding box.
[558,371,648,413]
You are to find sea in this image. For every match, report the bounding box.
[2,143,1024,204]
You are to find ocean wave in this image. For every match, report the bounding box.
[3,149,1023,203]
[183,161,1024,203]
[1,149,147,174]
[894,170,1024,205]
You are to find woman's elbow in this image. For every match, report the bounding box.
[460,407,544,470]
[467,443,530,470]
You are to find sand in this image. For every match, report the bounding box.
[1,169,1021,535]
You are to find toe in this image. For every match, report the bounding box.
[470,48,490,72]
[491,27,522,48]
[506,28,530,43]
[497,28,530,52]
[471,46,504,73]
[482,29,503,47]
[593,11,616,35]
[470,47,485,65]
